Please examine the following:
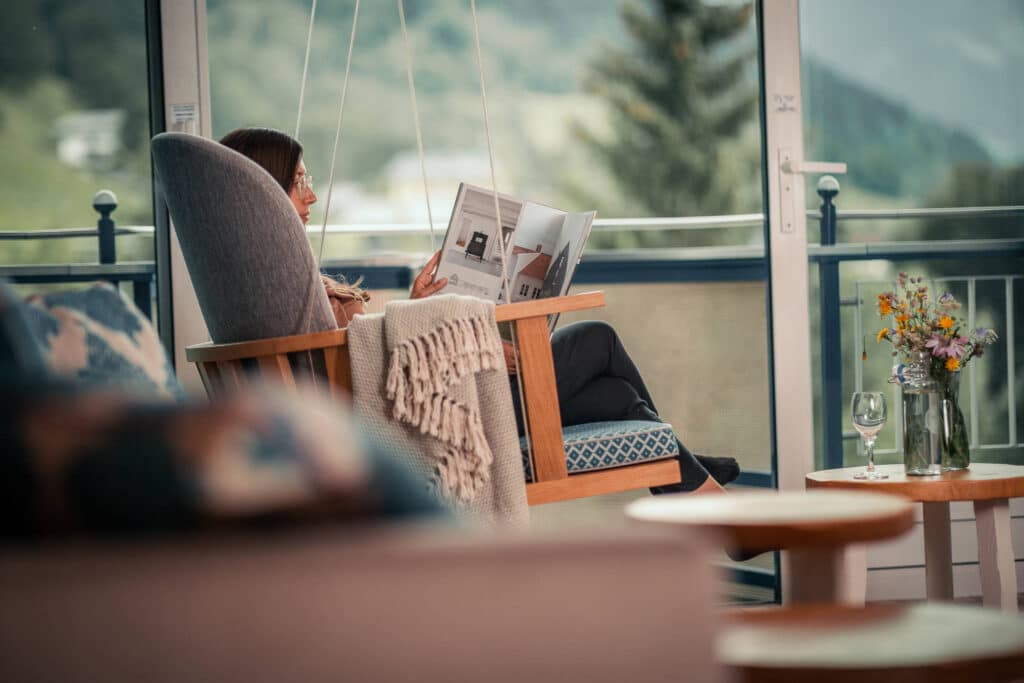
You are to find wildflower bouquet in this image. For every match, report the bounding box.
[875,272,998,470]
[875,272,998,382]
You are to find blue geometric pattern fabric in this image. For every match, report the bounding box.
[20,283,184,401]
[520,420,678,482]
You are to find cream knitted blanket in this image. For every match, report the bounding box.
[347,295,529,529]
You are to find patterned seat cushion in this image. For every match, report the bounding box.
[520,420,679,482]
[20,282,184,401]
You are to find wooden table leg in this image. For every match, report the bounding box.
[783,546,864,605]
[841,543,868,605]
[923,501,955,601]
[974,497,1018,613]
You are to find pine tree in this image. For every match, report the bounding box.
[575,0,756,218]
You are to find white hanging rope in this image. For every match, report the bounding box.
[397,0,437,253]
[315,0,362,268]
[468,0,533,463]
[468,0,512,305]
[293,0,359,390]
[294,0,318,139]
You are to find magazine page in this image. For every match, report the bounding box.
[435,183,522,302]
[539,210,595,299]
[505,201,569,303]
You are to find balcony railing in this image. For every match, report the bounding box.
[4,188,1022,477]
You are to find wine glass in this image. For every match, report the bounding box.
[851,392,888,480]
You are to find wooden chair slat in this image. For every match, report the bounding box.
[215,360,243,392]
[257,354,297,393]
[322,344,352,398]
[196,361,215,396]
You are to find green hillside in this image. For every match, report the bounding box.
[802,59,992,199]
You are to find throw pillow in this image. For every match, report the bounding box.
[0,280,49,383]
[22,282,184,401]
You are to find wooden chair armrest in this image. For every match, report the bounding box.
[187,291,605,363]
[186,328,349,363]
[495,291,605,322]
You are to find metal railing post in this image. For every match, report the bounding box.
[817,176,844,469]
[94,189,118,265]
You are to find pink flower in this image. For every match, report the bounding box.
[926,334,968,359]
[944,336,970,359]
[925,334,948,357]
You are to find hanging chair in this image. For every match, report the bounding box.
[154,0,683,505]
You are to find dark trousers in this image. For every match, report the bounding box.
[510,320,709,491]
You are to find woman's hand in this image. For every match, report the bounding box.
[410,250,448,299]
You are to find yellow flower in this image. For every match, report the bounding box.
[876,327,889,342]
[945,358,960,372]
[939,316,954,329]
[877,297,893,317]
[896,314,909,324]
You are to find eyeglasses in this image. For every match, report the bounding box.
[293,174,314,193]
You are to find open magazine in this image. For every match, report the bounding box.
[435,182,595,305]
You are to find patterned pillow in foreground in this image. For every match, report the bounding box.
[0,280,49,383]
[1,384,445,537]
[22,282,184,401]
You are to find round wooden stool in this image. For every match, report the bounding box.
[625,489,915,604]
[719,602,1024,682]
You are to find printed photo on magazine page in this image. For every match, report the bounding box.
[435,182,595,305]
[434,183,522,301]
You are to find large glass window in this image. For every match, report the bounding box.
[802,0,1023,241]
[0,1,154,268]
[207,0,764,249]
[798,0,1024,470]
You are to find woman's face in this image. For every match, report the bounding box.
[289,159,316,224]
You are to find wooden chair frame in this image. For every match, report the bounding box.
[187,291,682,505]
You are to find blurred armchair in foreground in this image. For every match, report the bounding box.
[0,280,728,682]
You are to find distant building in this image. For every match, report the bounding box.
[384,150,498,223]
[55,109,125,170]
[325,149,506,227]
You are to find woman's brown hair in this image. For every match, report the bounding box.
[218,127,303,193]
[220,126,370,322]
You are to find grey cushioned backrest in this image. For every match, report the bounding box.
[152,132,335,344]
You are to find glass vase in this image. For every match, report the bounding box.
[940,373,970,470]
[900,352,943,476]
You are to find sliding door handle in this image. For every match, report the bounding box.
[781,159,847,174]
[776,147,847,235]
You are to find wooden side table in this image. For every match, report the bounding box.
[719,602,1024,683]
[807,463,1024,612]
[625,490,914,605]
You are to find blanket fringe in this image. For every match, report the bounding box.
[385,313,503,502]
